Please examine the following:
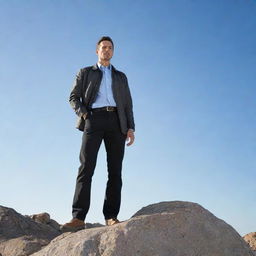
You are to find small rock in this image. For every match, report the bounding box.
[30,213,50,224]
[85,222,104,229]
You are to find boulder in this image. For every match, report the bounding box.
[0,206,61,256]
[31,201,254,256]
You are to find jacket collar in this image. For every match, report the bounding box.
[92,63,117,72]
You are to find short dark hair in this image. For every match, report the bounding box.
[97,36,114,48]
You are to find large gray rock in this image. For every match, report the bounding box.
[32,201,254,256]
[0,206,61,256]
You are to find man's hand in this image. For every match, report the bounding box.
[126,129,135,146]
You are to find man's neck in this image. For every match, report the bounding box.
[98,60,110,67]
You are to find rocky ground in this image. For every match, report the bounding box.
[0,201,255,256]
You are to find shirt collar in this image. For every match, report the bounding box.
[97,63,112,71]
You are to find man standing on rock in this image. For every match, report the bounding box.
[62,36,135,231]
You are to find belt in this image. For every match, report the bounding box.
[91,106,117,112]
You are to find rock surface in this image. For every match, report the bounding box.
[0,206,61,256]
[244,232,256,253]
[31,201,254,256]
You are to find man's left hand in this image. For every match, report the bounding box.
[126,129,135,146]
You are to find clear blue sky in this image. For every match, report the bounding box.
[0,0,255,236]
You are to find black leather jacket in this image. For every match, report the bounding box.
[69,64,135,134]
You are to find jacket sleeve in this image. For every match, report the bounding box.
[69,69,87,117]
[124,75,135,131]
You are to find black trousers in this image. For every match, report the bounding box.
[72,111,126,221]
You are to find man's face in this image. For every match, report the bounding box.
[96,40,113,62]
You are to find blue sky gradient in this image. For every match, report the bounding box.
[0,0,255,235]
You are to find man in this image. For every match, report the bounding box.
[62,36,135,231]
